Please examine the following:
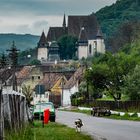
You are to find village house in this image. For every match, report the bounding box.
[38,72,67,106]
[63,67,85,106]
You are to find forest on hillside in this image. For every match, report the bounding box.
[0,34,39,52]
[95,0,140,37]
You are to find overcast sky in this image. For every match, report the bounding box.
[0,0,117,35]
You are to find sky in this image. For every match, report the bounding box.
[0,0,117,35]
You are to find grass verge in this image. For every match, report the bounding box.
[104,114,140,121]
[5,121,92,140]
[60,109,140,121]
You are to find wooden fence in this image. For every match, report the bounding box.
[49,94,61,107]
[0,89,4,140]
[72,99,140,112]
[0,89,28,140]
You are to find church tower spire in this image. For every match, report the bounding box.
[63,13,66,28]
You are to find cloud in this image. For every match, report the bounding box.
[15,24,31,33]
[0,0,117,34]
[0,15,62,35]
[33,20,48,29]
[0,0,117,16]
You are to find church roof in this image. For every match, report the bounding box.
[63,13,66,28]
[38,31,48,48]
[78,27,88,42]
[39,31,46,44]
[46,27,68,42]
[46,14,101,43]
[68,14,99,40]
[96,29,103,39]
[50,41,59,48]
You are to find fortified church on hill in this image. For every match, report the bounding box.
[37,14,105,62]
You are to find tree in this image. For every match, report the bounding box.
[29,59,41,65]
[22,85,33,106]
[7,41,19,67]
[122,65,140,100]
[22,85,34,123]
[85,52,126,101]
[0,53,7,68]
[107,20,140,52]
[58,35,77,60]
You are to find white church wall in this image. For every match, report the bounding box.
[96,39,105,54]
[88,39,96,56]
[37,48,48,60]
[78,45,88,59]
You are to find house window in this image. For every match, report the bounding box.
[32,76,34,81]
[38,76,40,79]
[89,44,92,54]
[45,93,48,98]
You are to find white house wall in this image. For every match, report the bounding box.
[63,85,79,106]
[32,92,49,105]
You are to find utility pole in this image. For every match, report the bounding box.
[61,76,64,107]
[7,41,19,91]
[85,62,89,104]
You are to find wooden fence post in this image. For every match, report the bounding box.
[0,89,4,140]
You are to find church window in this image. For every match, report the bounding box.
[94,41,97,48]
[38,76,40,79]
[89,44,92,54]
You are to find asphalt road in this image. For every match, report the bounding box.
[56,111,140,140]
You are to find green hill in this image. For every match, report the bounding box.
[95,0,140,37]
[0,33,40,53]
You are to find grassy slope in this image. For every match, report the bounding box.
[6,122,92,140]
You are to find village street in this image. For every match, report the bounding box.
[56,111,140,140]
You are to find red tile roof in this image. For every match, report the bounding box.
[16,66,33,85]
[39,72,62,90]
[64,67,85,89]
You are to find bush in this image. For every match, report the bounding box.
[71,97,84,106]
[123,112,130,118]
[117,113,120,116]
[131,112,138,117]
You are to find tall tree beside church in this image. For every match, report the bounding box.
[58,35,77,60]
